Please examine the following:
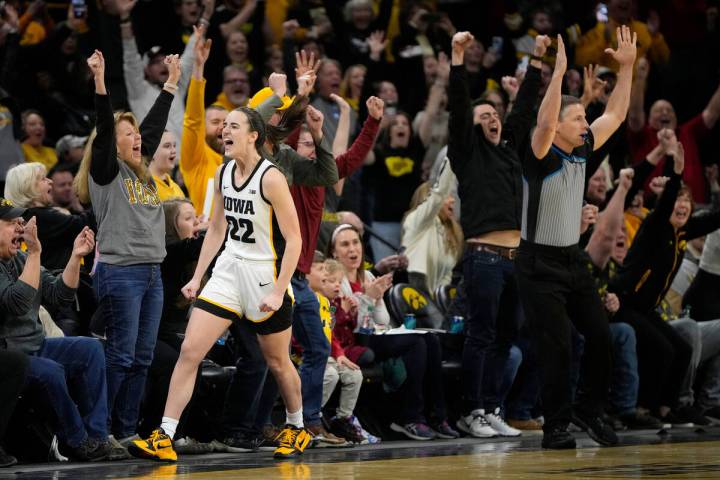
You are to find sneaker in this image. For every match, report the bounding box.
[211,435,260,453]
[330,416,365,444]
[602,412,626,432]
[117,434,140,448]
[541,426,576,449]
[619,411,664,430]
[107,435,132,461]
[273,425,313,459]
[430,420,460,439]
[660,410,694,428]
[484,408,522,437]
[71,437,110,462]
[307,424,351,448]
[349,416,380,444]
[128,428,177,462]
[572,410,619,446]
[456,410,498,438]
[0,447,17,468]
[507,418,543,431]
[390,422,436,440]
[174,437,214,455]
[675,405,711,426]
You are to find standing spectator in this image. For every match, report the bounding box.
[0,350,27,467]
[74,50,180,446]
[312,60,358,141]
[447,32,545,439]
[627,57,720,204]
[214,65,251,110]
[180,27,227,215]
[401,158,462,295]
[515,27,636,449]
[365,111,423,262]
[149,131,184,201]
[20,110,57,170]
[118,0,196,158]
[0,202,106,461]
[54,135,87,168]
[414,53,450,179]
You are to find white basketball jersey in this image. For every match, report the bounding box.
[220,159,285,268]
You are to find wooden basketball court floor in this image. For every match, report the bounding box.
[2,428,720,479]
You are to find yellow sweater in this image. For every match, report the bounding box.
[152,174,185,201]
[22,143,57,170]
[180,78,224,215]
[575,20,670,71]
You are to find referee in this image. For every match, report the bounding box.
[515,26,637,449]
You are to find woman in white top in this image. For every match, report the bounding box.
[402,159,463,295]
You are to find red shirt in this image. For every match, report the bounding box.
[628,113,710,203]
[290,116,380,273]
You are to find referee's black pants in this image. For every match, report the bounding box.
[515,241,612,432]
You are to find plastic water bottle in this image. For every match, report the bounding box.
[403,313,416,330]
[359,304,375,335]
[449,316,464,334]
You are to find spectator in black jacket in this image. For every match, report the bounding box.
[448,31,545,440]
[610,142,720,426]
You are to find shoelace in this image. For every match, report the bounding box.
[277,428,298,447]
[473,414,491,427]
[150,430,165,443]
[486,413,512,428]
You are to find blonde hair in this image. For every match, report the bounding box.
[339,64,366,99]
[74,111,146,204]
[4,162,48,208]
[324,258,343,276]
[405,182,464,259]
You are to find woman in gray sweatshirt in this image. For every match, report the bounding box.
[74,50,181,444]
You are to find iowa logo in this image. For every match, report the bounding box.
[402,287,427,311]
[385,156,414,177]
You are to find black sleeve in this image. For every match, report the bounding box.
[247,6,266,80]
[90,94,120,185]
[283,38,298,93]
[447,65,474,173]
[685,210,720,240]
[624,158,656,209]
[164,234,205,265]
[139,90,174,158]
[371,0,394,32]
[503,65,541,151]
[37,209,94,244]
[644,170,681,227]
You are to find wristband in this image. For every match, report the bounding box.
[163,82,178,93]
[530,54,543,62]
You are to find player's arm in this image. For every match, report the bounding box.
[259,167,301,312]
[182,166,228,300]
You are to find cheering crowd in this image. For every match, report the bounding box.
[1,0,720,466]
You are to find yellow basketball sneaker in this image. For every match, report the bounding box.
[273,424,313,459]
[128,429,177,462]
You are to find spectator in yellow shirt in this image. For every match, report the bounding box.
[20,110,57,170]
[150,131,185,201]
[180,27,227,215]
[575,0,669,71]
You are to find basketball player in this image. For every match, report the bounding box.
[129,107,307,461]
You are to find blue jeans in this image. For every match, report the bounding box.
[94,262,163,438]
[27,337,108,447]
[461,248,523,413]
[608,322,639,415]
[489,344,522,412]
[291,276,330,427]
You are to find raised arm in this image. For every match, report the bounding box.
[219,0,258,39]
[290,106,339,187]
[402,158,456,242]
[87,50,121,185]
[419,52,449,147]
[627,57,649,132]
[181,166,228,301]
[586,168,633,269]
[331,94,351,156]
[531,34,567,159]
[447,31,475,171]
[0,218,41,316]
[118,0,148,103]
[701,81,720,130]
[259,167,301,313]
[589,26,637,150]
[58,228,94,293]
[139,55,181,157]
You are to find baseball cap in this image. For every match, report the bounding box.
[55,135,88,158]
[0,198,27,221]
[248,87,293,111]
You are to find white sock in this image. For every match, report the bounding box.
[160,417,179,439]
[286,409,304,429]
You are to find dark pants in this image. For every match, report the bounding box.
[221,317,270,438]
[615,306,692,412]
[461,248,523,413]
[291,276,330,427]
[95,262,164,438]
[26,337,108,447]
[684,269,720,322]
[515,242,611,432]
[361,333,446,424]
[0,350,28,440]
[506,333,542,420]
